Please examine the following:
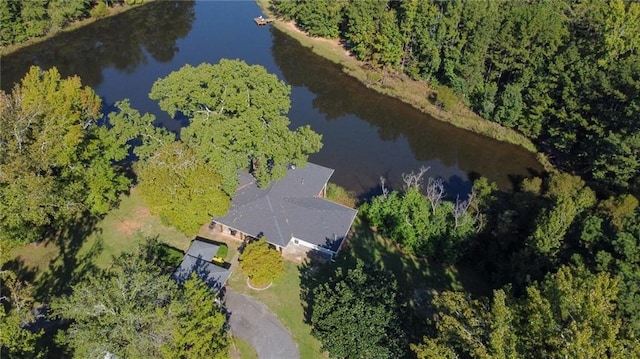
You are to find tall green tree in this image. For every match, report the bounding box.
[413,289,518,359]
[52,239,229,359]
[47,0,90,29]
[405,0,442,81]
[19,0,49,38]
[52,244,178,358]
[414,266,638,358]
[0,67,172,247]
[0,67,121,246]
[149,59,322,187]
[310,259,407,359]
[0,271,44,359]
[164,274,229,359]
[136,142,231,235]
[342,0,388,62]
[362,184,476,263]
[294,0,346,38]
[519,266,635,357]
[528,173,595,261]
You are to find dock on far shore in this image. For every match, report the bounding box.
[254,16,274,26]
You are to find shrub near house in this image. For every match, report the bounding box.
[239,238,284,287]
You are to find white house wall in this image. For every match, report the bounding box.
[291,236,335,255]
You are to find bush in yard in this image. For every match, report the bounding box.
[239,238,284,287]
[215,244,228,260]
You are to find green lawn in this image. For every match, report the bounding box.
[9,188,193,301]
[230,335,258,359]
[78,188,193,268]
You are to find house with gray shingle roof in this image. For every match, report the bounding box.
[212,163,357,259]
[172,237,231,289]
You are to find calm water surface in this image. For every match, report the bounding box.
[1,1,543,198]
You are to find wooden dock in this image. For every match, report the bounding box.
[254,16,274,26]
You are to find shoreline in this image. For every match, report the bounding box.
[256,1,553,172]
[0,3,144,57]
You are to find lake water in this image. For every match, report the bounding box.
[1,0,543,199]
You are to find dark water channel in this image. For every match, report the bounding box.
[1,1,543,198]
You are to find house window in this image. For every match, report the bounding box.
[293,239,299,245]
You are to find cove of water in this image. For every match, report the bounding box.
[0,1,543,199]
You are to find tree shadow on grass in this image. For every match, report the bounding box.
[34,214,104,302]
[2,256,39,285]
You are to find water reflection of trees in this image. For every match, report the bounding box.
[1,1,195,91]
[270,28,542,190]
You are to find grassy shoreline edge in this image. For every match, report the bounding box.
[256,0,554,172]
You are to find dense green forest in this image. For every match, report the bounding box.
[271,0,640,195]
[0,0,145,47]
[355,170,640,357]
[269,0,640,357]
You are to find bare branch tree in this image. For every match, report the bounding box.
[379,176,389,199]
[402,165,429,190]
[425,177,445,214]
[452,193,474,229]
[468,189,484,233]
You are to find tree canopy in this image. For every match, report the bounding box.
[361,171,478,263]
[0,67,122,247]
[136,141,231,235]
[309,258,407,359]
[163,273,228,359]
[0,67,173,248]
[149,59,322,188]
[238,238,284,287]
[0,0,146,47]
[413,266,639,358]
[51,239,229,358]
[0,270,44,358]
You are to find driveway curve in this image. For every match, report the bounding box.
[226,289,300,359]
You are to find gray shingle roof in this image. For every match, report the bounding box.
[214,163,357,252]
[185,236,220,260]
[172,239,230,289]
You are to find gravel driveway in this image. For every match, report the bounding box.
[226,289,300,359]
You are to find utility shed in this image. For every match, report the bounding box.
[172,238,230,289]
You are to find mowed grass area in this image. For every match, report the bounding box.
[230,336,258,359]
[76,188,193,268]
[9,188,194,300]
